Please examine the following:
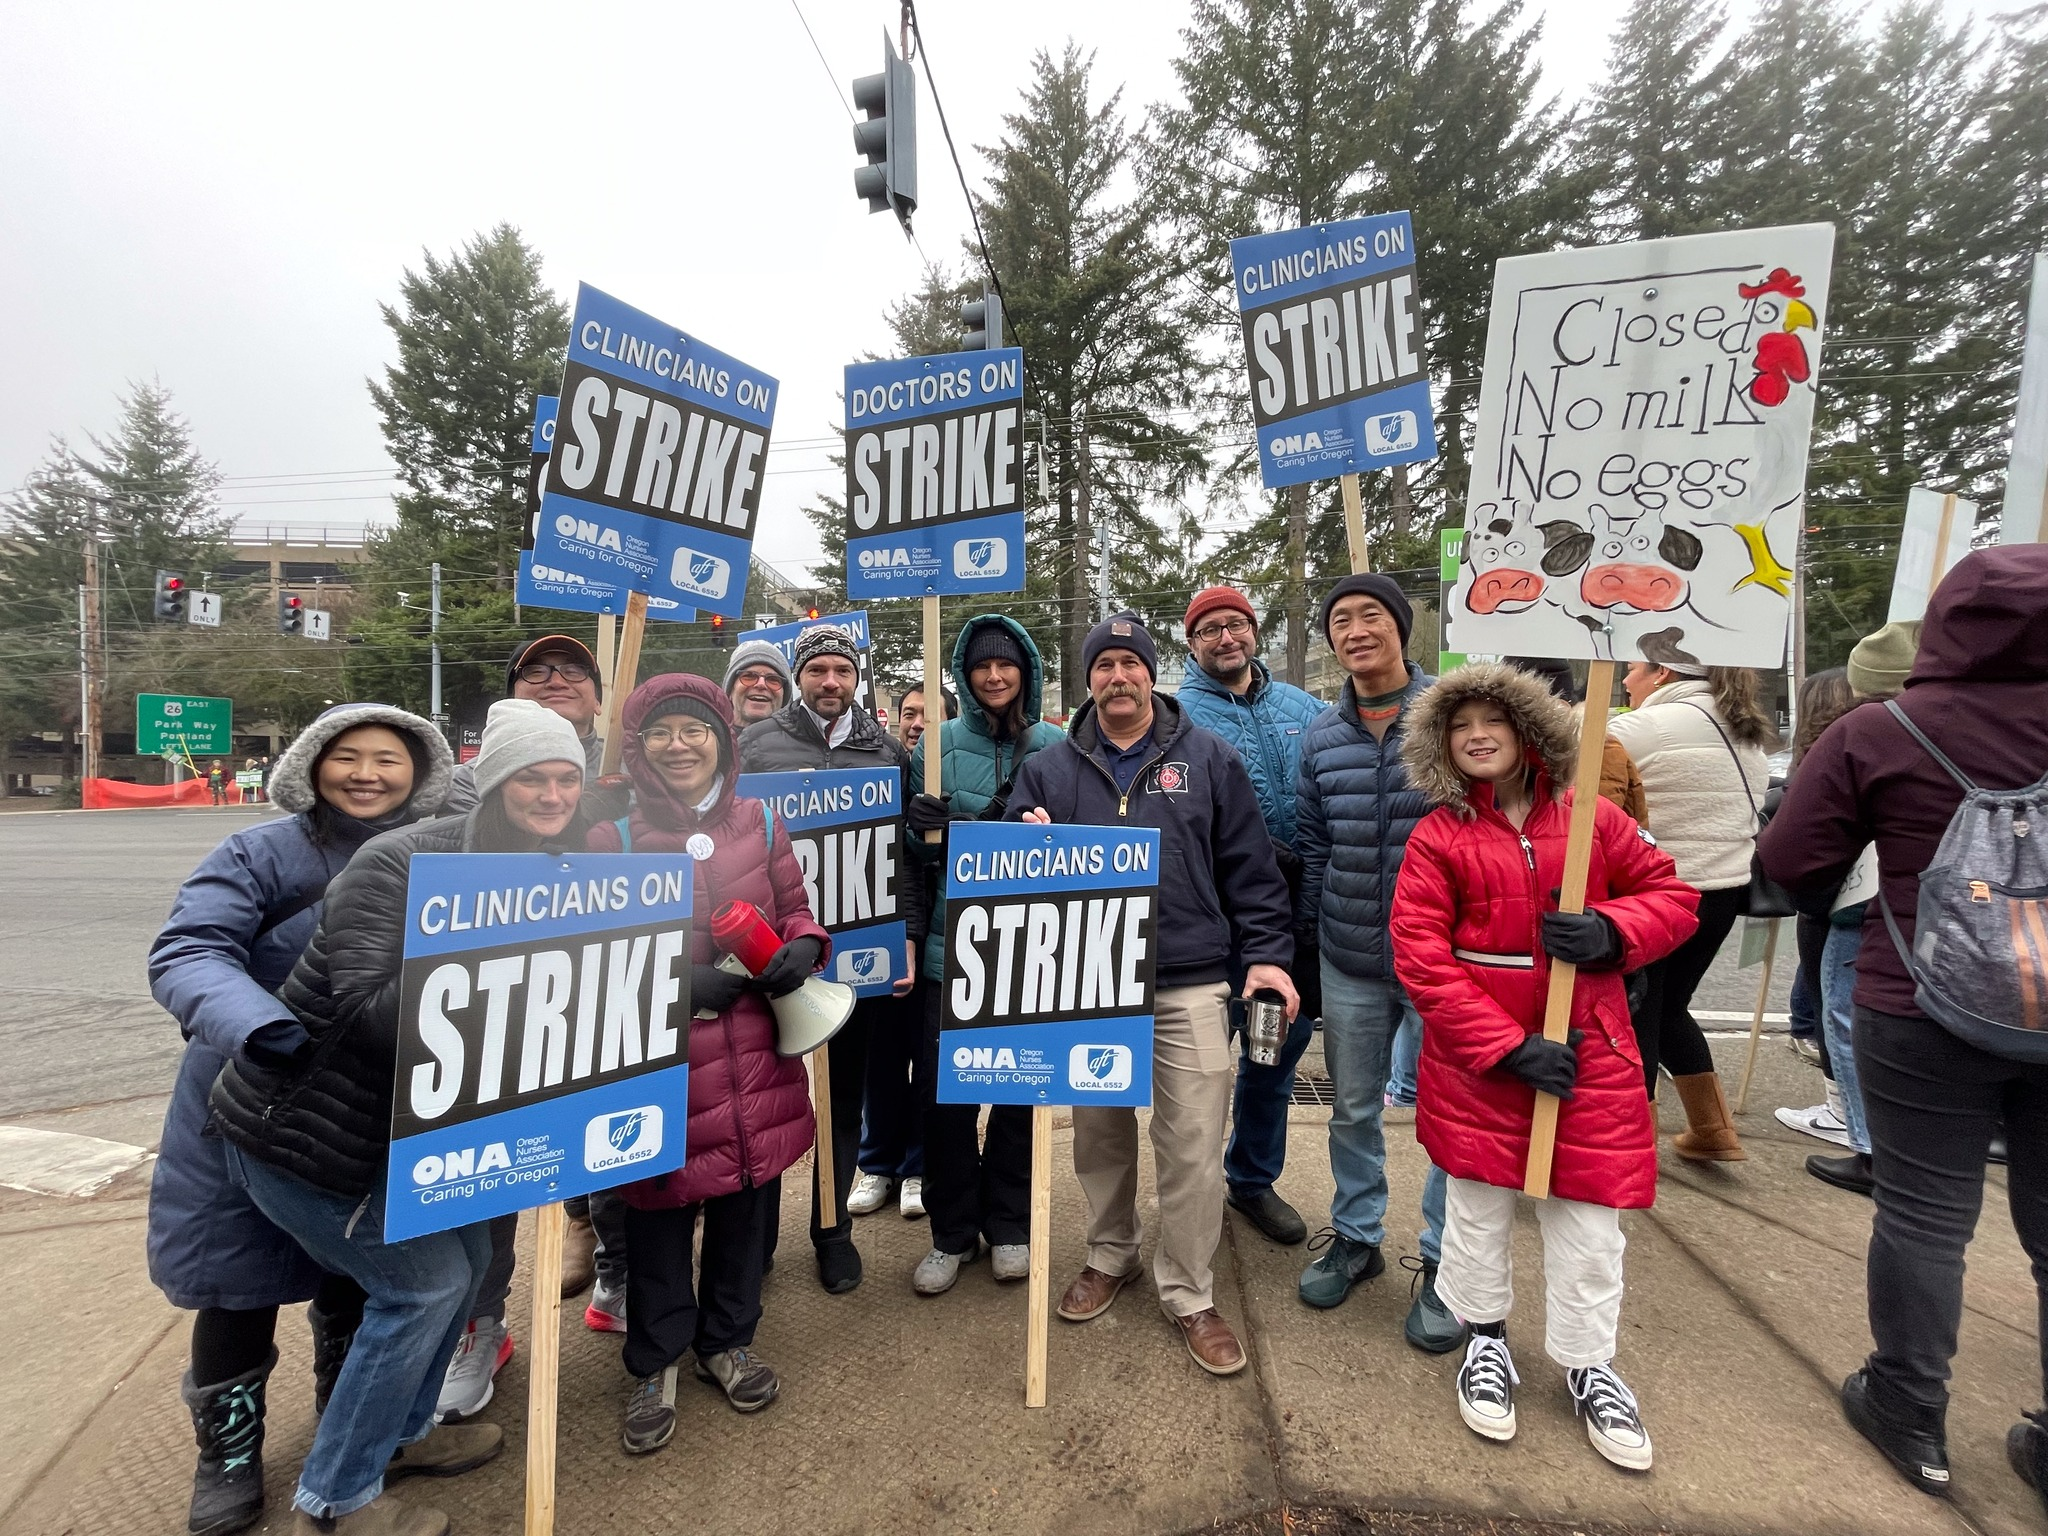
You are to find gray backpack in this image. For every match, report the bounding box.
[1878,700,2048,1062]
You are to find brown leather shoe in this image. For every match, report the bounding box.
[560,1210,598,1296]
[1170,1308,1246,1376]
[386,1421,503,1480]
[1057,1265,1138,1322]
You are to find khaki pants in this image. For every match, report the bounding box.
[1071,981,1234,1316]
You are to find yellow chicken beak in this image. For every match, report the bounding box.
[1783,298,1817,332]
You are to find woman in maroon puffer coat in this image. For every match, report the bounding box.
[1391,663,1697,1475]
[586,673,827,1454]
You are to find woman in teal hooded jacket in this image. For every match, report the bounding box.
[902,614,1064,1294]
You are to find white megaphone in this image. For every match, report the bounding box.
[706,900,856,1058]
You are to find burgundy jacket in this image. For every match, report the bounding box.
[586,673,827,1207]
[1760,546,2048,1016]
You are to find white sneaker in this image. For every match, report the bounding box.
[847,1173,893,1216]
[899,1177,926,1219]
[991,1243,1030,1282]
[1570,1362,1653,1470]
[435,1317,511,1421]
[585,1274,627,1334]
[1775,1103,1852,1148]
[912,1245,978,1295]
[1456,1331,1518,1441]
[1787,1034,1821,1065]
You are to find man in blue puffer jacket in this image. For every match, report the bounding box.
[1295,573,1463,1355]
[1175,585,1325,1250]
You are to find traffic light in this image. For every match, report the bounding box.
[852,33,917,229]
[961,285,1004,351]
[153,570,186,621]
[710,613,732,651]
[277,592,304,634]
[806,607,820,620]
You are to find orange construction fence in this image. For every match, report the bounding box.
[82,778,214,809]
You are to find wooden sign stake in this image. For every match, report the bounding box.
[1523,658,1615,1199]
[1736,919,1781,1114]
[812,1048,837,1229]
[1024,1103,1053,1408]
[598,592,649,777]
[523,1200,565,1536]
[1340,473,1369,574]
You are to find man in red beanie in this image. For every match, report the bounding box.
[1175,586,1326,1247]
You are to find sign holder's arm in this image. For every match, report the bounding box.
[1522,658,1614,1199]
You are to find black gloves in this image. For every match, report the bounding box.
[754,935,824,998]
[691,963,749,1017]
[905,793,963,837]
[1541,910,1625,970]
[1497,1032,1583,1098]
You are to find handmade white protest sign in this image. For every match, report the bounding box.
[1886,486,1977,625]
[1451,223,1835,666]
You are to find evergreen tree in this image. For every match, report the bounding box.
[1573,0,1734,239]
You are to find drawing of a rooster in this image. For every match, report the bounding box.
[1739,267,1818,407]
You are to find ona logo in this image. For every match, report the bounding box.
[1365,410,1419,455]
[583,1104,664,1172]
[669,547,731,599]
[952,1045,1019,1070]
[1269,431,1324,456]
[554,513,624,551]
[952,537,1008,579]
[1149,761,1191,795]
[1068,1043,1134,1092]
[531,564,588,585]
[836,946,888,984]
[411,1142,512,1187]
[857,546,913,569]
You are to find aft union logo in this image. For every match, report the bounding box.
[1365,410,1420,455]
[1067,1043,1134,1092]
[669,547,732,600]
[952,537,1008,578]
[836,946,888,985]
[584,1104,665,1172]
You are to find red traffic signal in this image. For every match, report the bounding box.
[278,592,305,634]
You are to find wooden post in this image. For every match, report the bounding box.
[598,593,648,777]
[523,1200,565,1536]
[1930,492,1960,592]
[594,610,619,749]
[1736,920,1781,1114]
[1523,658,1616,1199]
[1340,473,1369,574]
[812,1048,837,1228]
[1025,1103,1053,1408]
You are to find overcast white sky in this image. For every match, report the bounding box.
[0,0,1990,580]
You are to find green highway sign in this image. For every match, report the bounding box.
[136,693,233,756]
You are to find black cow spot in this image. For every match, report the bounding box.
[1539,521,1594,577]
[1658,525,1704,571]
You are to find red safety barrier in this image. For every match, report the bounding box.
[81,778,213,809]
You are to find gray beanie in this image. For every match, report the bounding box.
[792,623,861,675]
[472,698,585,801]
[270,704,453,816]
[723,638,794,697]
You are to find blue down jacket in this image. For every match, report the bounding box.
[1174,659,1323,848]
[1296,663,1435,982]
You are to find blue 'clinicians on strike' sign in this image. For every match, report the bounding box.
[937,822,1159,1107]
[1230,211,1439,490]
[384,852,693,1240]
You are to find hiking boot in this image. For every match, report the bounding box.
[1570,1362,1653,1471]
[1298,1228,1384,1309]
[559,1210,598,1296]
[1843,1367,1950,1497]
[991,1243,1030,1282]
[2007,1409,2048,1515]
[307,1298,357,1419]
[386,1421,503,1481]
[433,1317,510,1421]
[847,1172,893,1215]
[899,1176,926,1218]
[696,1348,780,1412]
[291,1493,447,1536]
[1057,1264,1138,1321]
[1807,1150,1875,1196]
[621,1366,678,1455]
[585,1274,627,1333]
[1670,1071,1747,1161]
[183,1353,272,1536]
[817,1240,864,1295]
[1168,1308,1246,1376]
[1226,1188,1308,1245]
[913,1245,979,1295]
[1401,1257,1468,1354]
[1456,1330,1519,1441]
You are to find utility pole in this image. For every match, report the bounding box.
[1097,523,1111,621]
[430,560,443,726]
[1285,482,1309,687]
[1072,408,1093,714]
[80,535,103,784]
[76,584,90,784]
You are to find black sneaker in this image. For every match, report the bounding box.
[1455,1331,1518,1441]
[621,1366,678,1456]
[2007,1408,2048,1515]
[1400,1256,1469,1354]
[1226,1189,1308,1245]
[816,1240,863,1295]
[696,1348,780,1413]
[1806,1150,1874,1196]
[1843,1368,1950,1497]
[1569,1362,1653,1470]
[1298,1228,1384,1308]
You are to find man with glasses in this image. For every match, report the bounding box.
[1174,587,1325,1250]
[724,639,794,728]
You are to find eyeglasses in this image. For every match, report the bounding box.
[516,661,593,685]
[1191,616,1254,643]
[733,670,785,690]
[640,722,716,749]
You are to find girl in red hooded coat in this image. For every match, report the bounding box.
[1391,663,1697,1473]
[586,673,828,1455]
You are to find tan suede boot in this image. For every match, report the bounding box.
[293,1492,448,1536]
[1671,1072,1748,1161]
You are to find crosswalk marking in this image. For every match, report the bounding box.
[0,1126,153,1198]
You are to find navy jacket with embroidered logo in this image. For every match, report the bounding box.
[1005,692,1292,988]
[1175,658,1323,847]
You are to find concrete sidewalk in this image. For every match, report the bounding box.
[1,1038,2039,1536]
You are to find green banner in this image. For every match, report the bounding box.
[136,693,233,756]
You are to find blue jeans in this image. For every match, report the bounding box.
[1321,958,1447,1264]
[228,1146,488,1519]
[1224,998,1318,1201]
[1821,922,1871,1153]
[1387,1010,1421,1106]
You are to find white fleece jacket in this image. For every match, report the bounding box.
[1606,679,1770,892]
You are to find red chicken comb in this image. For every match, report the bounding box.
[1738,267,1807,301]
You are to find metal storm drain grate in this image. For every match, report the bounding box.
[1289,1073,1336,1106]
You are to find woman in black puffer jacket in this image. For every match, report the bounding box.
[209,699,585,1536]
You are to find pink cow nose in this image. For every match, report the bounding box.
[1580,562,1687,612]
[1468,568,1545,615]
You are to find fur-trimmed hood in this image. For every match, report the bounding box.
[1401,662,1578,814]
[269,703,454,816]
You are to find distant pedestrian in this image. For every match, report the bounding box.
[724,638,794,729]
[894,682,956,754]
[207,760,227,805]
[148,705,452,1536]
[1173,585,1324,1249]
[1606,657,1776,1158]
[1761,547,2048,1508]
[1392,663,1697,1472]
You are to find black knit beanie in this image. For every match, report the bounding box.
[1319,573,1413,647]
[962,622,1027,673]
[1082,612,1158,680]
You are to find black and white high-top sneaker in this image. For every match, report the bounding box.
[1456,1330,1519,1441]
[1570,1361,1653,1470]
